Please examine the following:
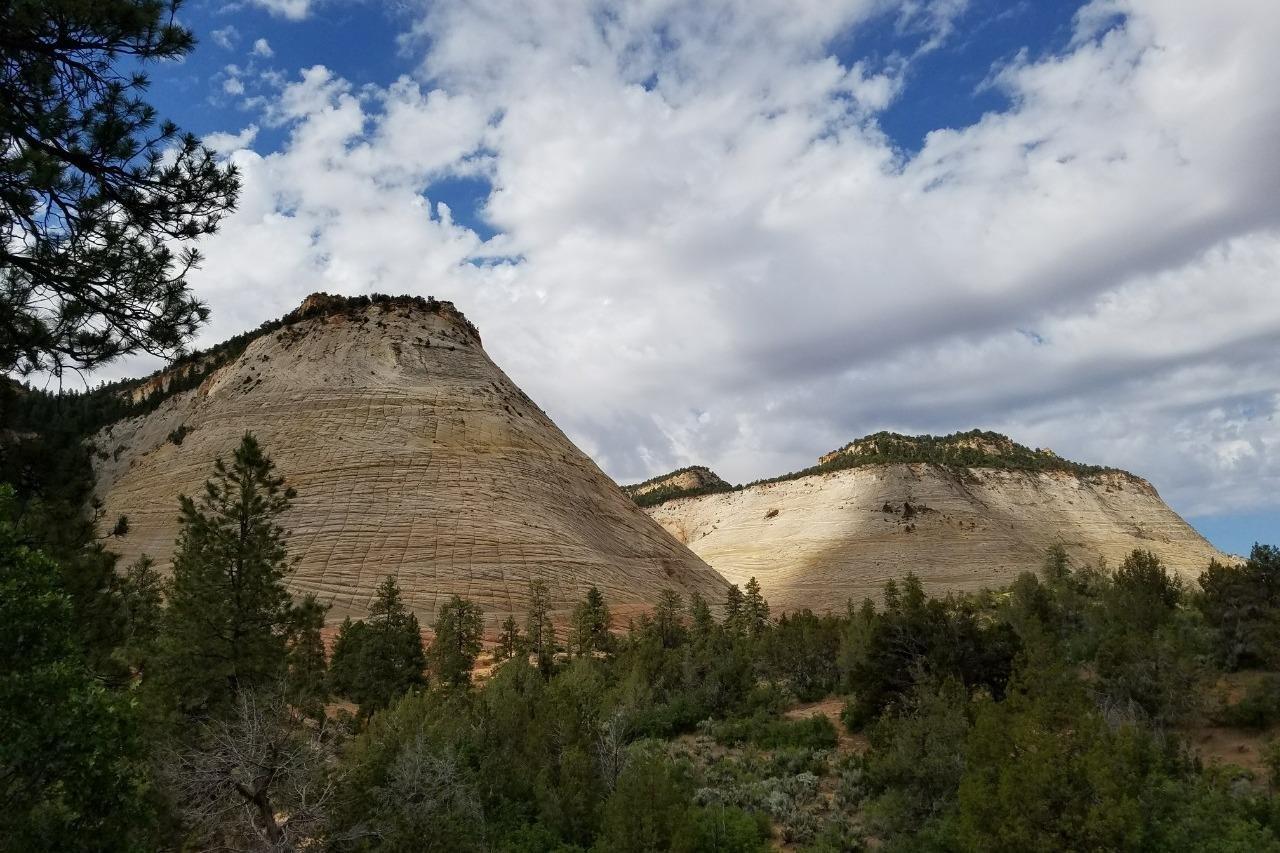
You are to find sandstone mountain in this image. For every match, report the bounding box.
[624,466,733,507]
[640,431,1227,613]
[92,294,728,629]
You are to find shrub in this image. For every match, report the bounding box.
[706,712,838,751]
[1218,675,1280,730]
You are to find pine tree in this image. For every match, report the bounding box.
[688,591,715,638]
[1,0,240,377]
[744,577,770,637]
[1,486,156,845]
[329,576,426,719]
[286,593,329,718]
[154,433,296,715]
[526,579,556,679]
[568,585,612,657]
[724,584,745,635]
[429,595,485,688]
[654,589,686,649]
[495,615,522,662]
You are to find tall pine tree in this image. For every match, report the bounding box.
[526,579,556,679]
[153,434,296,715]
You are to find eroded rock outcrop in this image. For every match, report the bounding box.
[642,434,1227,613]
[93,295,728,627]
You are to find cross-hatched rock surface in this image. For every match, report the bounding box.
[92,299,729,628]
[645,463,1229,614]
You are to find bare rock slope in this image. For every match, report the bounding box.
[93,294,728,627]
[642,432,1227,613]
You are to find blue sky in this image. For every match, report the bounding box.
[125,0,1279,557]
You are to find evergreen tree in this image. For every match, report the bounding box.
[495,615,522,662]
[526,579,556,679]
[0,486,156,846]
[1,0,240,377]
[568,585,612,657]
[114,553,165,675]
[654,588,686,649]
[429,595,485,688]
[687,591,715,638]
[744,577,770,637]
[724,584,745,635]
[153,433,295,715]
[329,576,426,719]
[286,593,329,718]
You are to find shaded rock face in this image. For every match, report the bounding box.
[645,463,1227,614]
[93,299,728,628]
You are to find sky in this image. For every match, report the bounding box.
[97,0,1279,556]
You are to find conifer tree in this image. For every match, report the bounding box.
[286,593,329,718]
[495,615,522,662]
[1,0,240,377]
[329,576,426,719]
[429,595,485,688]
[526,579,556,679]
[744,577,770,637]
[688,591,715,638]
[654,588,686,648]
[724,584,745,635]
[568,585,612,657]
[154,433,296,715]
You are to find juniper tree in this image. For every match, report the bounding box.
[329,576,426,718]
[153,433,296,715]
[429,594,484,688]
[1,0,240,377]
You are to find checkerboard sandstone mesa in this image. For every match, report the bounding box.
[91,293,729,630]
[633,430,1229,614]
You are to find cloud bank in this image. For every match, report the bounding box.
[139,0,1280,522]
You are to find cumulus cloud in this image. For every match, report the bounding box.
[211,25,239,50]
[252,38,274,58]
[122,0,1279,524]
[244,0,312,20]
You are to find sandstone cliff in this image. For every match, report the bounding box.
[92,295,728,628]
[642,436,1227,613]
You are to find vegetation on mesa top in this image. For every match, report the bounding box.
[2,293,476,440]
[624,466,735,508]
[630,429,1128,507]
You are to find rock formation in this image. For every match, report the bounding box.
[640,433,1227,613]
[92,294,728,628]
[624,466,733,507]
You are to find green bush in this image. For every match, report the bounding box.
[706,712,838,750]
[1218,675,1280,730]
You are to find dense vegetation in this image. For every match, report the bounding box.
[631,429,1123,507]
[5,420,1280,849]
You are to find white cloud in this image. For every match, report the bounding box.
[203,125,259,154]
[113,0,1280,525]
[252,38,274,58]
[222,76,246,95]
[211,25,239,50]
[246,0,312,21]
